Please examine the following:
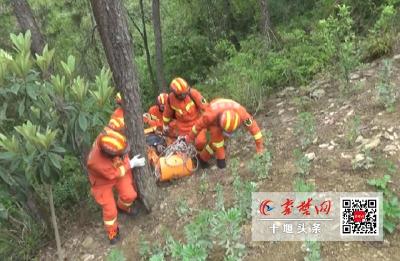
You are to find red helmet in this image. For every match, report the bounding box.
[99,126,129,156]
[108,116,125,133]
[157,93,168,106]
[219,110,240,133]
[170,77,189,98]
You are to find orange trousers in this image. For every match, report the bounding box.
[198,126,225,161]
[91,172,137,230]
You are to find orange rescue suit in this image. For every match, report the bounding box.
[162,88,208,137]
[189,98,264,161]
[143,105,163,129]
[87,136,137,231]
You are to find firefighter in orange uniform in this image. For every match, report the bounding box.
[143,93,168,130]
[187,98,264,169]
[87,119,145,244]
[162,77,208,150]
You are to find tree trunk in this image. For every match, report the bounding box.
[47,185,63,261]
[259,0,274,47]
[11,0,46,55]
[90,0,159,212]
[222,0,241,51]
[139,0,157,93]
[152,0,167,92]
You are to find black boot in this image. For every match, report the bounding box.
[216,159,226,169]
[198,157,210,169]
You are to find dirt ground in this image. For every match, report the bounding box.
[39,56,400,261]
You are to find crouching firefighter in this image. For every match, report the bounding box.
[87,120,146,244]
[186,98,264,169]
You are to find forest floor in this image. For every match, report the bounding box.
[39,54,400,261]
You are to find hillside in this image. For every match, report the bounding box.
[39,54,400,261]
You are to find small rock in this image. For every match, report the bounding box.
[363,69,375,77]
[82,236,94,249]
[330,140,337,146]
[355,135,364,143]
[276,102,284,107]
[278,109,285,115]
[383,239,390,247]
[319,143,329,149]
[328,145,334,150]
[350,73,360,80]
[312,137,318,144]
[81,254,94,261]
[378,112,383,116]
[354,153,365,163]
[393,54,400,60]
[305,152,316,161]
[341,153,352,159]
[384,132,394,141]
[346,109,354,117]
[394,133,398,140]
[311,89,326,99]
[329,103,335,108]
[372,126,379,131]
[383,145,397,152]
[211,166,218,171]
[363,137,381,150]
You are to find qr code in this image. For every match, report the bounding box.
[340,197,379,235]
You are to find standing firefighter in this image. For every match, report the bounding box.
[87,119,145,244]
[162,77,208,138]
[143,93,169,130]
[187,98,264,169]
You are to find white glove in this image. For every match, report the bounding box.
[129,154,146,168]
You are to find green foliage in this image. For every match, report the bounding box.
[294,178,315,192]
[211,208,245,260]
[0,201,46,260]
[233,171,257,219]
[176,199,191,218]
[376,59,397,112]
[352,150,374,170]
[345,115,361,147]
[106,249,126,261]
[249,139,272,180]
[315,4,359,89]
[199,172,209,195]
[367,161,400,233]
[184,210,213,250]
[0,31,114,259]
[215,183,225,211]
[295,112,317,149]
[304,241,321,261]
[364,3,399,59]
[293,149,311,176]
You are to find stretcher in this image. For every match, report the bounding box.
[144,127,197,181]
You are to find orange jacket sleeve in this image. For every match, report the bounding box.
[239,109,264,153]
[188,108,217,141]
[162,94,174,126]
[189,88,208,111]
[144,106,163,127]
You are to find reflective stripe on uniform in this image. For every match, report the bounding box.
[109,118,122,128]
[150,114,159,120]
[171,105,183,115]
[163,116,171,123]
[118,198,132,207]
[104,217,117,226]
[233,113,239,130]
[212,140,224,148]
[224,111,231,131]
[253,131,262,140]
[118,165,126,177]
[185,100,194,111]
[192,125,198,135]
[205,145,214,155]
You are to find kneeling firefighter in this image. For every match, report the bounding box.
[143,93,169,131]
[87,118,145,244]
[186,98,264,169]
